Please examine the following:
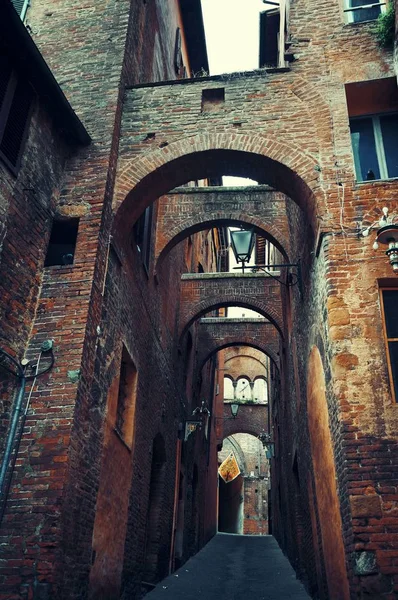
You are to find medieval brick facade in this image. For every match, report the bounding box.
[1,0,398,599]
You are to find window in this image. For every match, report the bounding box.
[344,0,386,23]
[0,56,34,174]
[346,78,398,182]
[236,377,251,401]
[380,289,398,403]
[174,28,183,76]
[253,378,268,403]
[224,377,234,400]
[11,0,30,20]
[133,204,153,270]
[350,114,398,181]
[201,88,225,113]
[115,347,138,446]
[44,219,79,267]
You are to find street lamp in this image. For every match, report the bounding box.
[361,207,398,273]
[230,228,255,272]
[230,227,302,290]
[230,403,239,418]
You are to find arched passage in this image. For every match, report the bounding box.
[180,300,283,340]
[155,217,289,272]
[199,342,279,375]
[307,347,350,600]
[218,433,270,535]
[114,138,322,244]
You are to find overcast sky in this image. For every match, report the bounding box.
[201,0,266,75]
[201,0,267,186]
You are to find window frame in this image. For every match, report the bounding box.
[133,204,154,273]
[350,111,398,182]
[379,287,398,404]
[343,0,386,23]
[114,346,138,448]
[0,65,34,175]
[11,0,30,20]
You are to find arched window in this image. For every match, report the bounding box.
[253,378,267,403]
[224,376,234,400]
[236,377,251,400]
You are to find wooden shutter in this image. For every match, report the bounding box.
[174,28,183,75]
[255,235,266,265]
[0,56,34,173]
[11,0,28,17]
[259,10,280,68]
[0,78,34,170]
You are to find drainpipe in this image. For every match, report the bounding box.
[0,349,26,505]
[0,342,54,525]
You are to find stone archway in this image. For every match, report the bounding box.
[179,275,283,338]
[113,135,323,245]
[154,186,293,270]
[196,317,280,373]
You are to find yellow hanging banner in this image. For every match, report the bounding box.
[218,452,241,483]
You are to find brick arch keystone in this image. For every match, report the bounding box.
[113,133,323,242]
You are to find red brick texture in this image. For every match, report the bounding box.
[196,318,280,372]
[2,0,398,598]
[179,274,283,337]
[155,187,292,268]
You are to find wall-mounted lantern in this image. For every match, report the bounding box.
[230,228,255,272]
[361,207,398,273]
[258,431,275,459]
[230,226,302,289]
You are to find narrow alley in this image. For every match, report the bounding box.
[146,534,310,599]
[1,1,398,599]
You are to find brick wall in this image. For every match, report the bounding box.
[2,0,398,598]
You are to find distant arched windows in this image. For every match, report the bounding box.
[224,376,234,400]
[236,377,250,400]
[223,375,268,403]
[253,378,267,403]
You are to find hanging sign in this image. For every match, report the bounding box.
[184,420,202,442]
[218,452,241,483]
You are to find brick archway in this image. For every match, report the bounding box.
[181,300,283,340]
[156,218,289,272]
[196,318,280,373]
[154,187,293,270]
[113,134,323,244]
[179,274,283,338]
[222,416,267,441]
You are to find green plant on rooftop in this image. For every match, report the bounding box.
[372,3,395,48]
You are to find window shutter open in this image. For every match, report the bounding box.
[0,56,34,174]
[11,0,29,18]
[0,78,34,171]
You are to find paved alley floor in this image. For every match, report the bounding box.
[146,533,311,599]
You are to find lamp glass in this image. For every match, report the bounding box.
[230,229,255,263]
[230,403,239,418]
